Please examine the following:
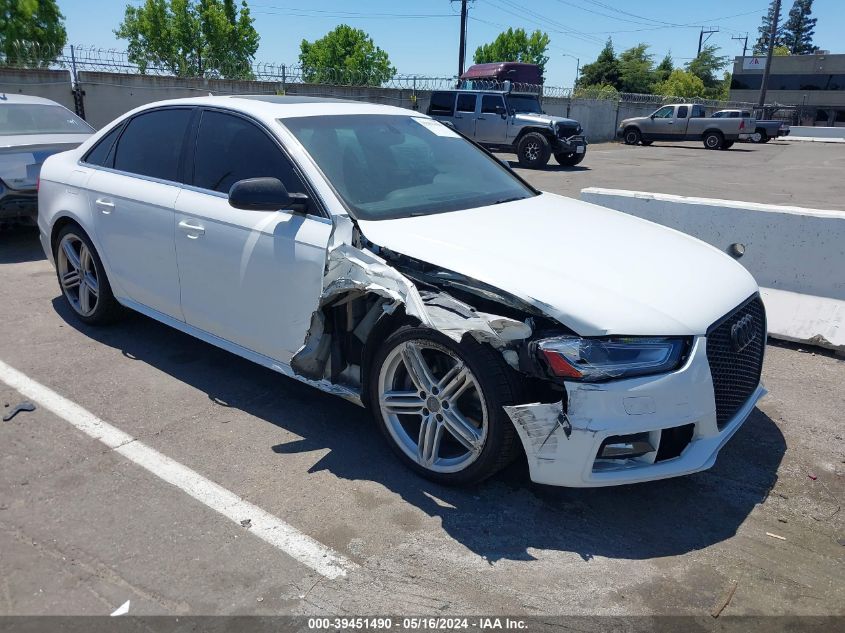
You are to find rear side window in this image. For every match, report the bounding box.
[428,92,455,115]
[481,95,504,114]
[692,105,706,118]
[113,109,192,182]
[677,105,689,118]
[192,110,306,197]
[456,93,476,113]
[83,124,123,167]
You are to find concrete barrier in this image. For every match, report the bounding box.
[0,68,74,111]
[579,187,845,353]
[788,126,845,140]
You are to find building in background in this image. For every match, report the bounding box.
[729,52,845,126]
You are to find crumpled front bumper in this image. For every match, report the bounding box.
[553,134,587,153]
[505,336,764,487]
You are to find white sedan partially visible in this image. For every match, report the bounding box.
[37,95,766,488]
[1,93,93,226]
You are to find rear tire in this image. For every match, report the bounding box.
[703,131,723,150]
[516,132,551,168]
[369,326,522,486]
[754,128,769,143]
[623,127,641,145]
[721,140,735,150]
[54,224,122,325]
[554,150,585,166]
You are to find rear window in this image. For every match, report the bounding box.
[113,108,192,182]
[0,104,94,135]
[677,105,689,118]
[428,92,455,116]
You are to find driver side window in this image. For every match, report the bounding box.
[481,95,505,114]
[192,110,307,200]
[653,106,675,119]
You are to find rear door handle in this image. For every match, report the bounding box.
[178,219,205,238]
[95,198,115,214]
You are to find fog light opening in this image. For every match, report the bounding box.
[598,432,655,459]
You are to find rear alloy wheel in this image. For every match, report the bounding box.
[753,129,769,143]
[554,150,585,166]
[370,327,520,485]
[516,132,551,168]
[623,128,641,145]
[55,225,121,325]
[703,131,723,150]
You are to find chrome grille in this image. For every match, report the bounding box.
[706,295,766,428]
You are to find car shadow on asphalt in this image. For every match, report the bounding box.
[0,226,45,264]
[52,294,786,565]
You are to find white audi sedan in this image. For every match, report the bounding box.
[37,96,766,487]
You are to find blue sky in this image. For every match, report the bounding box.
[57,0,842,87]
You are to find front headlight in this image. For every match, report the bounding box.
[537,336,686,381]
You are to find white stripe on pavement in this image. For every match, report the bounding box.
[0,359,355,580]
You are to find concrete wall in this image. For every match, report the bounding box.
[579,187,845,352]
[789,125,845,138]
[0,68,74,111]
[78,71,423,129]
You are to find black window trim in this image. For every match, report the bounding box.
[184,105,330,220]
[79,105,196,188]
[455,93,477,113]
[427,91,457,116]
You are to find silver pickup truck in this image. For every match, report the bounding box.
[617,103,753,150]
[711,109,790,143]
[427,89,587,168]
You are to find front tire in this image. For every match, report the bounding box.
[516,132,551,168]
[54,224,121,325]
[703,131,723,150]
[369,326,521,486]
[554,150,585,166]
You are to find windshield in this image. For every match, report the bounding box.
[282,114,535,221]
[507,95,542,113]
[0,104,94,136]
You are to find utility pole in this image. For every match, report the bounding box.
[698,27,720,55]
[451,0,470,77]
[757,0,781,111]
[732,33,749,57]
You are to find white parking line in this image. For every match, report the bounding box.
[0,359,355,580]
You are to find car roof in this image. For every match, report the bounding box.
[0,93,65,107]
[117,95,416,124]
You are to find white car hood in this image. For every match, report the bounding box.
[357,193,759,336]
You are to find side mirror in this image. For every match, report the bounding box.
[495,105,507,118]
[228,177,309,213]
[650,114,656,119]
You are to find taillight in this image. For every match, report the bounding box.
[36,177,40,192]
[739,120,745,130]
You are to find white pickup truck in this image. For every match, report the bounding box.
[617,103,753,150]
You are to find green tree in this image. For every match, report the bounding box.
[576,38,619,90]
[617,43,654,94]
[773,44,790,55]
[654,52,674,84]
[572,83,619,99]
[0,0,66,67]
[781,0,817,54]
[299,25,395,86]
[653,69,705,98]
[473,27,550,75]
[685,45,729,96]
[115,0,259,78]
[754,0,783,54]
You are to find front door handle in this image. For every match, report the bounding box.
[178,219,206,238]
[95,198,115,214]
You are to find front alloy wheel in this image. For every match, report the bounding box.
[370,327,520,485]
